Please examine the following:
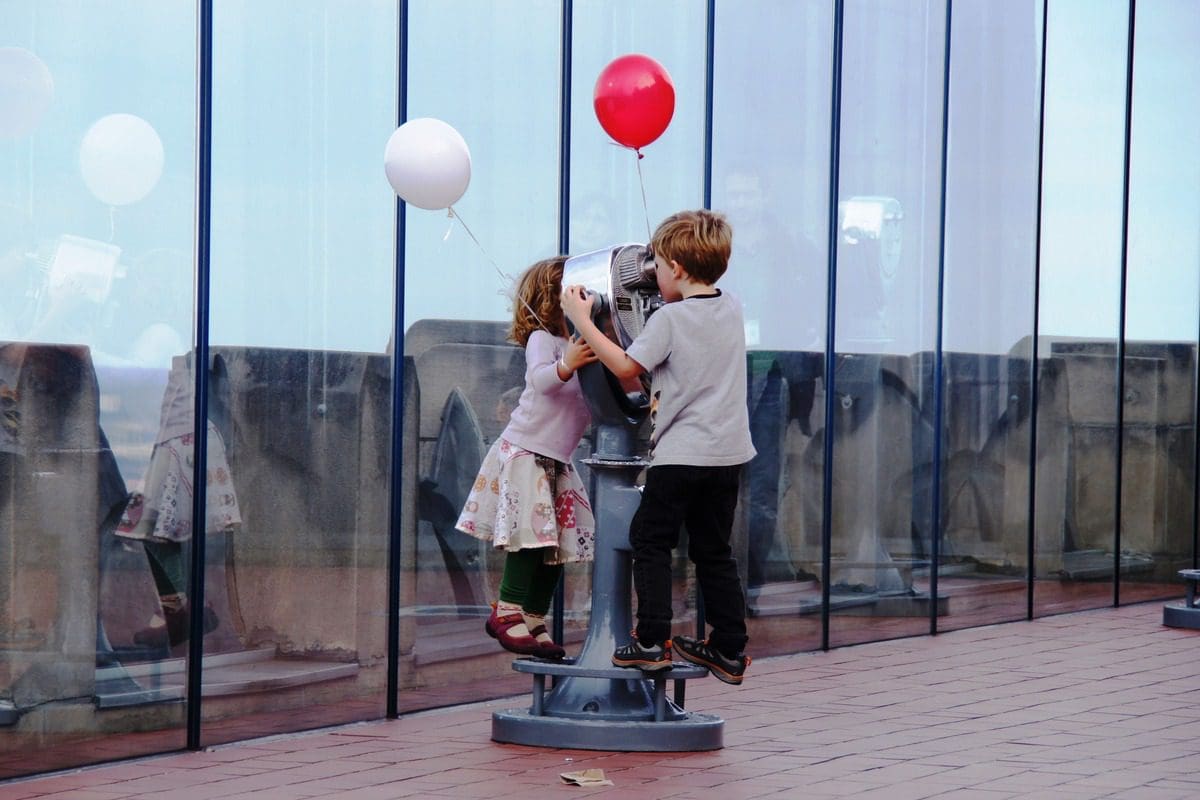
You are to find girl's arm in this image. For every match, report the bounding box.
[556,335,596,381]
[526,330,596,392]
[561,285,646,380]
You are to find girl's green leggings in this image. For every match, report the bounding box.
[498,548,562,615]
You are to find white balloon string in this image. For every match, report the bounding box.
[447,206,547,331]
[634,149,651,242]
[447,205,504,275]
[442,209,455,242]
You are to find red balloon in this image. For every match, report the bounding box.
[593,54,675,150]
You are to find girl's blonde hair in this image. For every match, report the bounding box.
[509,255,567,346]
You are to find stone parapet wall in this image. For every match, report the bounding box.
[1,332,1195,712]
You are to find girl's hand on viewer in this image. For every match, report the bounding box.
[564,335,597,372]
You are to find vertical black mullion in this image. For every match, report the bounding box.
[1113,0,1136,607]
[1027,0,1049,621]
[1194,276,1200,570]
[551,0,572,647]
[557,0,573,256]
[702,0,715,210]
[929,0,953,636]
[186,0,214,751]
[385,0,409,720]
[695,0,715,640]
[820,0,845,652]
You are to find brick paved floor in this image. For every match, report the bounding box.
[2,601,1198,800]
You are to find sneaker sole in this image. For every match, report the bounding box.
[674,648,744,685]
[611,656,673,672]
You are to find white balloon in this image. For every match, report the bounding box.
[383,118,471,210]
[79,113,165,207]
[0,47,54,139]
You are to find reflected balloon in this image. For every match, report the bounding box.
[79,113,165,207]
[383,118,471,210]
[0,47,55,139]
[593,54,675,150]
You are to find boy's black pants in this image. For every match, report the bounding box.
[630,463,748,657]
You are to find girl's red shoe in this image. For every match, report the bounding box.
[527,623,566,660]
[484,604,541,656]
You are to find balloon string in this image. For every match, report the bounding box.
[447,206,548,331]
[634,148,651,242]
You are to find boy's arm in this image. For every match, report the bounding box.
[561,285,646,380]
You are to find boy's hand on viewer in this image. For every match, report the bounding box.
[561,285,593,328]
[560,283,645,380]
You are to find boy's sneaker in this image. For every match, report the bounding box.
[672,635,750,685]
[611,636,672,672]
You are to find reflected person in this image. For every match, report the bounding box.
[115,353,241,649]
[720,163,823,587]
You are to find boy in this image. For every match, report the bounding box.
[561,209,756,685]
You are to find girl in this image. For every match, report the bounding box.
[456,256,597,659]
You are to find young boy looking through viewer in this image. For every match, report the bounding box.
[561,209,756,684]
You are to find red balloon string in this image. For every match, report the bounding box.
[634,149,652,242]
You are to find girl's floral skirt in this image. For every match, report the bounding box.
[116,421,242,544]
[456,437,594,564]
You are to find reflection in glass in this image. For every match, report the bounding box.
[935,0,1041,631]
[1118,0,1200,600]
[203,1,395,745]
[113,355,236,653]
[828,0,947,648]
[1033,0,1128,615]
[0,0,195,777]
[399,0,565,714]
[570,0,706,252]
[711,0,831,656]
[404,1,561,327]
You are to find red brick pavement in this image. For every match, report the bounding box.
[2,602,1198,800]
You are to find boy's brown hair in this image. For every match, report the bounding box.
[509,255,567,346]
[650,209,732,285]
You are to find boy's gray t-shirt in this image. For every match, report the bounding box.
[626,289,757,467]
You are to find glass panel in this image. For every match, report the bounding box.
[570,1,707,254]
[400,0,563,713]
[204,1,395,745]
[711,0,832,655]
[1119,0,1200,601]
[0,0,194,776]
[935,0,1041,631]
[1033,0,1128,616]
[828,0,947,648]
[568,0,706,658]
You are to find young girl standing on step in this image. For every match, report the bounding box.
[456,256,597,659]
